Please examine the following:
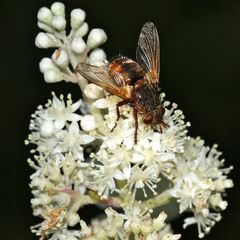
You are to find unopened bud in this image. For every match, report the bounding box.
[37,7,53,24]
[84,83,103,99]
[80,115,96,132]
[75,22,89,37]
[71,9,86,29]
[44,69,63,83]
[51,2,65,16]
[52,16,66,31]
[71,37,86,54]
[52,49,69,68]
[87,28,107,48]
[89,48,107,64]
[35,32,57,48]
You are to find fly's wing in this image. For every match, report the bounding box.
[76,63,132,100]
[136,22,160,85]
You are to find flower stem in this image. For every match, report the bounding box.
[139,191,172,210]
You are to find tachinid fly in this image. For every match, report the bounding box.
[77,22,167,143]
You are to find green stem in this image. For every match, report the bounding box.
[139,191,172,210]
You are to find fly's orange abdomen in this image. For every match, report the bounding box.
[109,57,145,85]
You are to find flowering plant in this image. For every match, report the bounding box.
[26,2,233,240]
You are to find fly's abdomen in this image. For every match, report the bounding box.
[109,57,145,85]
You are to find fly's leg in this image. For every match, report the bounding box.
[160,121,169,133]
[159,105,168,133]
[111,99,129,132]
[133,107,139,144]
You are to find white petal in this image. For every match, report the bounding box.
[157,152,175,162]
[71,99,81,112]
[52,94,64,109]
[123,165,131,179]
[80,134,95,144]
[114,170,126,180]
[68,113,82,122]
[69,122,80,134]
[54,119,65,130]
[132,152,144,163]
[93,98,108,109]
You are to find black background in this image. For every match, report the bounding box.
[1,0,240,239]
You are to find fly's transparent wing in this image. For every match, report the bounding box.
[136,22,160,84]
[76,63,132,100]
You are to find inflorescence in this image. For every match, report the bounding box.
[26,2,233,240]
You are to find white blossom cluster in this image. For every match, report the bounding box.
[36,1,107,90]
[169,137,233,238]
[26,2,233,240]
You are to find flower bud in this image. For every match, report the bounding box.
[51,16,66,31]
[37,22,54,33]
[93,98,108,109]
[75,22,89,37]
[71,37,86,54]
[51,2,65,16]
[71,9,86,29]
[84,83,103,99]
[44,69,63,83]
[80,115,96,132]
[140,224,153,235]
[55,192,71,207]
[39,194,52,205]
[153,212,167,231]
[89,48,107,64]
[67,212,80,226]
[62,160,75,176]
[37,7,53,24]
[52,49,69,68]
[35,32,57,48]
[87,28,107,48]
[130,221,141,234]
[40,120,54,137]
[39,58,58,73]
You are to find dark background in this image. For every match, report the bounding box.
[1,0,239,239]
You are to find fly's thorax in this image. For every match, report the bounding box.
[108,56,145,85]
[133,82,161,111]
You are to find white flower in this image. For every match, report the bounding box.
[89,48,107,64]
[37,7,53,24]
[74,22,89,37]
[39,57,59,73]
[51,2,65,17]
[51,16,66,31]
[84,83,104,99]
[45,93,82,130]
[35,32,57,48]
[44,69,63,83]
[87,28,107,48]
[80,114,96,132]
[71,37,87,54]
[127,164,161,198]
[90,158,118,198]
[52,49,69,68]
[169,137,233,237]
[183,211,221,238]
[71,9,86,29]
[56,121,95,158]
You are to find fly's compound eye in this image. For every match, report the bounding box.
[143,113,153,124]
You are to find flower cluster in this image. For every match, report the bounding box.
[26,2,233,240]
[36,1,107,90]
[169,137,233,238]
